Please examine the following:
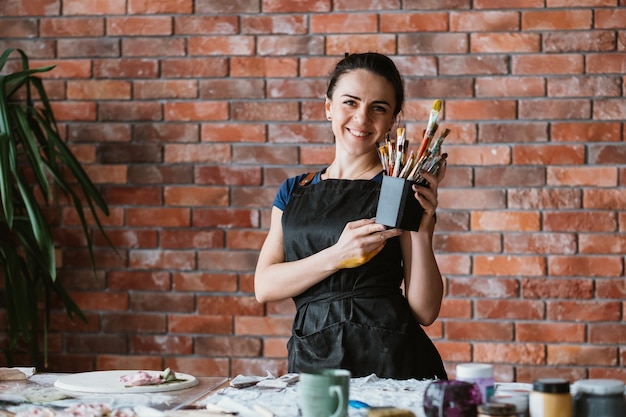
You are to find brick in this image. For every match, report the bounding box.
[135,123,199,143]
[475,167,545,187]
[65,334,127,354]
[129,250,196,270]
[548,76,621,97]
[474,343,545,365]
[544,31,616,53]
[127,208,190,227]
[436,255,472,276]
[516,366,586,385]
[102,313,166,333]
[513,144,585,165]
[174,15,238,35]
[439,189,506,210]
[160,230,225,249]
[445,321,513,341]
[134,80,198,100]
[94,229,158,249]
[512,53,584,75]
[232,145,299,165]
[164,186,229,206]
[97,356,163,371]
[474,255,545,277]
[434,233,502,253]
[196,336,262,357]
[189,36,255,56]
[475,76,545,97]
[201,124,266,144]
[549,256,623,277]
[447,100,516,121]
[226,230,267,250]
[519,99,591,120]
[586,53,626,74]
[165,102,228,122]
[262,0,330,13]
[508,188,582,209]
[471,33,540,53]
[231,102,299,121]
[548,345,618,366]
[198,296,264,316]
[40,17,104,37]
[195,0,260,13]
[504,233,577,254]
[404,0,471,10]
[584,189,626,210]
[516,323,586,343]
[543,211,616,232]
[548,300,622,321]
[69,123,131,143]
[590,144,626,165]
[439,296,472,319]
[589,323,626,344]
[70,291,128,311]
[62,206,125,227]
[266,299,295,315]
[436,341,472,363]
[100,143,163,163]
[122,37,186,57]
[263,337,289,358]
[107,16,172,36]
[161,58,229,78]
[479,122,548,143]
[593,98,626,120]
[166,357,230,377]
[551,122,622,142]
[312,13,378,33]
[547,166,617,187]
[475,0,543,7]
[84,164,129,184]
[232,187,279,208]
[199,79,265,100]
[522,10,592,30]
[58,38,120,58]
[107,271,171,291]
[94,58,159,79]
[129,292,195,313]
[472,211,541,232]
[579,234,626,254]
[99,102,162,122]
[164,144,231,163]
[172,272,238,292]
[192,208,260,228]
[393,56,439,77]
[168,315,233,334]
[381,12,448,33]
[128,165,193,184]
[51,102,96,122]
[197,251,259,272]
[595,8,626,29]
[127,0,192,13]
[63,0,125,14]
[405,78,473,98]
[434,212,470,232]
[235,317,293,337]
[446,277,518,298]
[230,57,298,77]
[399,33,468,54]
[0,40,55,58]
[267,79,325,99]
[67,144,96,163]
[522,277,594,299]
[300,57,349,77]
[474,299,545,320]
[450,11,519,32]
[130,335,193,355]
[49,312,101,333]
[241,15,307,34]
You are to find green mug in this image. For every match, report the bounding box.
[299,369,351,417]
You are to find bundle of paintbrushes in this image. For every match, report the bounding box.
[377,99,450,185]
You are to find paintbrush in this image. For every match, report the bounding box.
[416,99,442,160]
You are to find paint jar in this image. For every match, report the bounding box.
[456,363,495,404]
[528,378,572,417]
[572,379,625,417]
[423,379,483,417]
[492,383,532,417]
[478,402,518,417]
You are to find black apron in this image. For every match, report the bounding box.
[283,177,447,380]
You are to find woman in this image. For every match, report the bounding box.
[254,52,448,380]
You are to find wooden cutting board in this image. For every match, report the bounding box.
[54,370,198,394]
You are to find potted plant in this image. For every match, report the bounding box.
[0,48,111,368]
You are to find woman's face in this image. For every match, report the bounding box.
[325,69,397,156]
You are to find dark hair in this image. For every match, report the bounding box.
[325,52,404,117]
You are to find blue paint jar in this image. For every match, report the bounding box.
[572,379,625,417]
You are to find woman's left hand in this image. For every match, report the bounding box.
[412,161,447,220]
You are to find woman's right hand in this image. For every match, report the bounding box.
[331,218,403,269]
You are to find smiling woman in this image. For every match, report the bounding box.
[254,52,448,380]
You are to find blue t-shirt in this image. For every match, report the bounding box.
[273,170,384,211]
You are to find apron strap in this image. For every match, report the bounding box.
[294,287,401,310]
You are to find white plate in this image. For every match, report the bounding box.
[54,370,198,394]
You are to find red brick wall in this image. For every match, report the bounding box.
[1,1,624,382]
